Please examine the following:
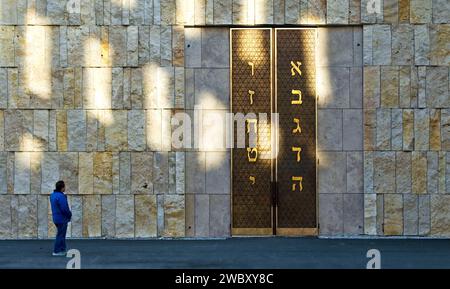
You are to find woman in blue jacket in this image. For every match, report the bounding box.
[50,181,72,256]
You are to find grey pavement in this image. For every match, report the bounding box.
[1,237,450,269]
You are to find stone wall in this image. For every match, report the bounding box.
[0,0,448,238]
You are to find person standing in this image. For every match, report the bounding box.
[50,181,72,256]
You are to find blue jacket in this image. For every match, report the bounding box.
[50,191,72,224]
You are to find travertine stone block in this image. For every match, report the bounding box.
[430,24,450,66]
[110,26,127,66]
[6,152,13,194]
[209,194,230,237]
[428,152,439,194]
[0,195,11,238]
[163,194,185,237]
[392,25,413,65]
[18,195,37,238]
[37,195,48,239]
[128,110,146,151]
[364,194,377,235]
[403,109,414,151]
[426,66,449,108]
[399,0,410,23]
[101,195,115,238]
[399,66,411,107]
[79,152,94,195]
[10,196,17,238]
[116,195,135,238]
[319,152,346,194]
[127,26,139,67]
[0,26,15,67]
[175,67,185,108]
[14,152,30,195]
[381,66,399,108]
[442,109,450,150]
[374,152,396,194]
[414,25,430,65]
[32,163,45,206]
[213,0,232,24]
[327,0,349,24]
[41,153,59,194]
[433,0,450,23]
[33,110,49,151]
[173,26,185,67]
[347,152,363,194]
[317,67,350,109]
[160,0,176,24]
[384,0,399,23]
[376,194,384,235]
[135,195,157,237]
[403,194,418,235]
[384,194,403,235]
[0,69,7,108]
[414,109,429,151]
[410,0,432,23]
[363,26,373,65]
[431,195,450,236]
[372,25,391,65]
[0,153,7,194]
[201,28,229,68]
[86,110,98,152]
[185,28,202,68]
[376,109,391,150]
[419,195,430,235]
[309,0,326,24]
[392,109,403,150]
[396,152,412,194]
[67,110,86,151]
[59,152,79,195]
[154,152,169,194]
[69,196,83,238]
[412,151,427,194]
[105,110,128,151]
[255,0,273,24]
[439,152,446,194]
[285,0,300,24]
[186,152,206,194]
[5,110,33,151]
[364,109,376,151]
[131,152,153,194]
[185,194,195,237]
[82,195,101,237]
[364,152,374,195]
[317,27,353,67]
[363,66,380,108]
[318,109,343,151]
[94,152,113,195]
[161,26,172,66]
[430,109,441,151]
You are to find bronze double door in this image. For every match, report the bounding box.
[231,28,317,236]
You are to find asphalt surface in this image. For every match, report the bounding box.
[1,237,450,269]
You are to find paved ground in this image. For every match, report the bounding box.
[1,237,450,269]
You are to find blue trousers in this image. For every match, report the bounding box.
[54,223,68,253]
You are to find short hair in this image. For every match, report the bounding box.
[55,181,65,192]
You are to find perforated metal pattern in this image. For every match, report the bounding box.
[276,29,317,229]
[231,29,273,229]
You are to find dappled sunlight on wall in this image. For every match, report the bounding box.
[143,63,173,109]
[24,14,52,103]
